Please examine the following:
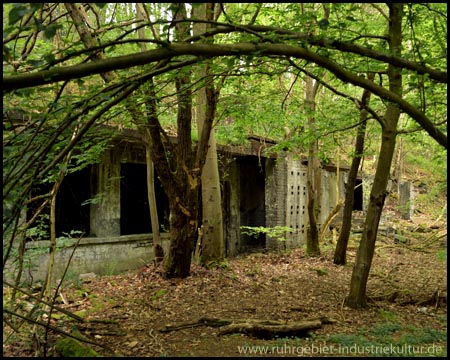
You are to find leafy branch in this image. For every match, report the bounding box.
[240,225,297,242]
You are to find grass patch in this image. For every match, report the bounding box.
[151,289,168,301]
[378,309,398,322]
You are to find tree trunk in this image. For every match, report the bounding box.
[197,104,224,263]
[161,3,199,278]
[346,3,403,308]
[44,184,58,298]
[305,76,321,257]
[163,197,198,278]
[68,3,167,264]
[44,130,76,297]
[193,3,224,264]
[334,73,374,265]
[392,137,403,193]
[304,4,329,257]
[146,146,163,261]
[136,4,163,262]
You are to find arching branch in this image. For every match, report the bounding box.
[3,42,446,148]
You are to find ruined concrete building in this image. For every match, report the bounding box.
[17,129,364,282]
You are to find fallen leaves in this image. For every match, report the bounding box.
[3,215,446,357]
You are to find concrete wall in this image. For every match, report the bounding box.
[284,154,309,248]
[5,234,170,285]
[265,154,349,250]
[90,146,122,237]
[399,181,414,220]
[319,167,347,226]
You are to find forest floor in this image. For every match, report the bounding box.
[3,212,447,357]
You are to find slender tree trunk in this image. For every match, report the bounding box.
[67,3,165,262]
[304,4,329,257]
[197,94,224,263]
[146,146,163,261]
[334,73,374,265]
[44,130,76,297]
[193,3,224,264]
[346,3,403,308]
[305,76,321,257]
[44,182,59,298]
[136,4,163,262]
[392,137,403,193]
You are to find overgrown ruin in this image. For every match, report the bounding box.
[10,129,366,283]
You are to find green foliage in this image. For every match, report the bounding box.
[327,333,375,348]
[205,259,231,270]
[26,214,50,241]
[7,3,42,26]
[378,309,398,323]
[310,268,328,276]
[370,323,402,338]
[328,323,447,357]
[435,250,446,262]
[240,226,296,242]
[397,327,447,345]
[151,289,168,301]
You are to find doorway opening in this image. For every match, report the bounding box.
[120,163,170,235]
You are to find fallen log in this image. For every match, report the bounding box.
[159,317,232,332]
[217,319,322,339]
[160,317,335,339]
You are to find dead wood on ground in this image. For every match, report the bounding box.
[160,316,336,339]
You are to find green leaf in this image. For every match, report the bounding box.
[43,24,62,40]
[26,59,44,67]
[226,58,236,69]
[9,4,28,25]
[43,53,56,65]
[33,16,45,32]
[318,18,330,29]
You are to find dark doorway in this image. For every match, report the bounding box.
[120,163,169,235]
[239,156,266,249]
[353,178,363,211]
[55,166,91,237]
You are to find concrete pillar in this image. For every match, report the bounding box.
[399,181,414,220]
[224,160,240,256]
[90,147,121,237]
[265,157,287,250]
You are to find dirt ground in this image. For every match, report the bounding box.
[3,215,447,357]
